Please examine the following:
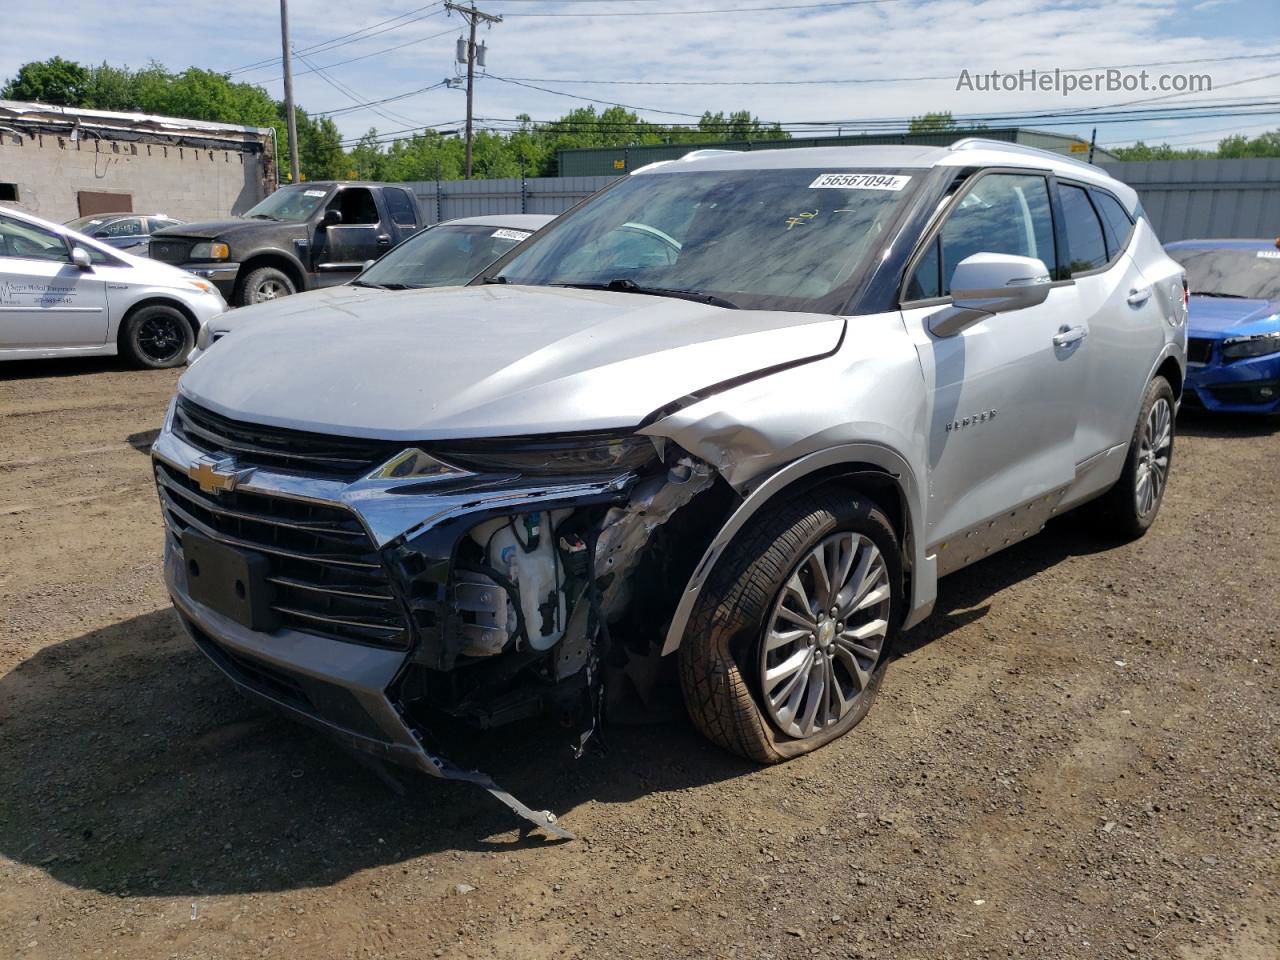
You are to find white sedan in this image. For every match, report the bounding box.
[0,206,227,368]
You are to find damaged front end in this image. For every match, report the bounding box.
[153,404,730,837]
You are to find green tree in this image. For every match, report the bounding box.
[1,56,89,105]
[908,111,957,133]
[1217,129,1280,158]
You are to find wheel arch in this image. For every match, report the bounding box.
[1155,354,1183,402]
[660,443,934,656]
[235,250,308,296]
[116,295,199,349]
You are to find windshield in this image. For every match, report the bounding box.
[242,185,331,223]
[1168,247,1280,300]
[491,168,920,311]
[66,215,117,232]
[358,223,535,289]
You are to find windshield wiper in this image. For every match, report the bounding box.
[555,278,738,309]
[1191,291,1249,298]
[350,279,388,289]
[248,214,279,220]
[481,275,508,284]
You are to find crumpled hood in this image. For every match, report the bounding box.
[180,284,844,440]
[1187,296,1280,337]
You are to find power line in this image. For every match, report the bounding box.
[256,27,462,85]
[494,50,1280,86]
[229,3,446,74]
[500,0,908,14]
[484,75,706,118]
[296,51,429,129]
[315,81,451,117]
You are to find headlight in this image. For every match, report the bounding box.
[1222,331,1280,360]
[432,433,658,476]
[183,278,217,295]
[189,241,230,260]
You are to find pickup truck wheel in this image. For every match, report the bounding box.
[120,304,194,369]
[1092,376,1175,540]
[678,489,902,764]
[237,266,295,306]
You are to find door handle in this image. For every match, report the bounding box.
[376,234,392,245]
[1127,286,1152,306]
[1053,324,1087,347]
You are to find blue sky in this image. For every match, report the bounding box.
[2,0,1277,153]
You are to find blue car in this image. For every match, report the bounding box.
[1165,239,1280,414]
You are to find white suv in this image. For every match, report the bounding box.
[153,139,1186,835]
[0,206,226,367]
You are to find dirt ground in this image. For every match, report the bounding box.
[0,357,1276,960]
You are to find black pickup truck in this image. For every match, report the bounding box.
[149,182,424,306]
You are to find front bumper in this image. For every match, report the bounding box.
[180,262,240,299]
[1186,351,1280,413]
[150,416,631,760]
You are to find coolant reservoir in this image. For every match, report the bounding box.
[469,511,569,651]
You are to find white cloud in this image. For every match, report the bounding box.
[0,0,1271,150]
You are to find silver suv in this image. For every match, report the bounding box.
[152,140,1186,835]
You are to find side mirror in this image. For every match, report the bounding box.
[928,253,1051,337]
[70,247,93,271]
[321,208,343,228]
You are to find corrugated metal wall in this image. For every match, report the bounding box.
[1101,157,1280,242]
[403,176,619,225]
[403,160,1280,244]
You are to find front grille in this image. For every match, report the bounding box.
[174,397,401,481]
[149,237,195,264]
[1187,338,1215,364]
[157,461,409,649]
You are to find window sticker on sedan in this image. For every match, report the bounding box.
[492,228,532,241]
[1257,250,1280,259]
[304,189,327,197]
[809,173,912,191]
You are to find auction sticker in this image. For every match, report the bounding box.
[809,173,912,191]
[1256,250,1280,259]
[304,189,328,197]
[492,228,532,241]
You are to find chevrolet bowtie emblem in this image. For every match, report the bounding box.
[188,456,253,495]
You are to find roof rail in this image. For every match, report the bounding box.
[949,136,1100,170]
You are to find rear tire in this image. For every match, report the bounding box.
[236,266,295,306]
[678,488,902,764]
[1092,376,1175,540]
[120,304,194,369]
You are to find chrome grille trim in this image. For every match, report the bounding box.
[155,460,409,650]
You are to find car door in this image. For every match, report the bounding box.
[382,187,422,244]
[898,170,1086,572]
[1065,184,1171,459]
[0,213,110,350]
[315,187,390,286]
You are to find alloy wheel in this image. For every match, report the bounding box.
[136,314,186,364]
[256,280,285,301]
[759,532,892,739]
[1134,397,1172,517]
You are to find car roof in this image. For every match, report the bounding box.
[633,139,1139,212]
[1165,238,1280,251]
[438,214,556,230]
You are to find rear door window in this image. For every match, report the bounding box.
[1059,184,1109,275]
[385,188,419,228]
[1092,191,1135,256]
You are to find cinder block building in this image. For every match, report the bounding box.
[0,100,277,223]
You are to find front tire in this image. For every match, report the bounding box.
[678,489,902,764]
[1093,376,1175,540]
[120,304,194,369]
[236,266,296,306]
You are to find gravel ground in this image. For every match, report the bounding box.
[0,358,1276,960]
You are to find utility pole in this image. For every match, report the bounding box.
[446,2,502,179]
[280,0,301,182]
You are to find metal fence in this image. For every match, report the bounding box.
[403,176,619,225]
[1102,158,1280,242]
[406,159,1280,244]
